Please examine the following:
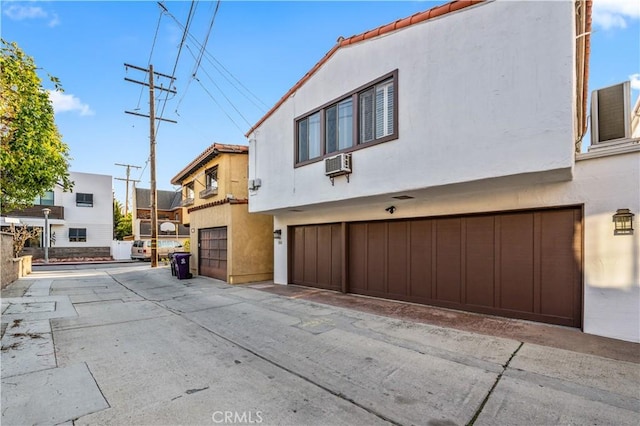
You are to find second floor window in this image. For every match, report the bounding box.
[34,190,55,206]
[205,167,218,190]
[297,112,321,162]
[295,70,397,165]
[76,193,93,207]
[184,182,194,200]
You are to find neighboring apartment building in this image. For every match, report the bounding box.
[171,143,273,284]
[245,0,640,343]
[1,171,113,258]
[131,187,189,241]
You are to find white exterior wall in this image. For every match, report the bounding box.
[270,150,640,343]
[249,0,576,213]
[54,171,113,248]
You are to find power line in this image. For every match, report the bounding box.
[135,3,165,111]
[185,44,252,128]
[160,2,267,119]
[191,0,221,80]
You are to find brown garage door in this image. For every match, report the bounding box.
[199,227,227,281]
[290,224,342,291]
[290,207,582,328]
[348,208,582,327]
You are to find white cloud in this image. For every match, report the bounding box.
[592,0,640,30]
[3,4,46,20]
[630,74,640,91]
[3,3,60,27]
[47,91,94,116]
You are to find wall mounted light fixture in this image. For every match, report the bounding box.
[385,206,396,214]
[613,209,634,235]
[273,229,282,239]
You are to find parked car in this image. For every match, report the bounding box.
[131,239,184,261]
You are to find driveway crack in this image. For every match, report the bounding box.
[467,341,524,425]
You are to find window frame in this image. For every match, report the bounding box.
[294,69,398,167]
[76,193,93,207]
[35,190,55,206]
[69,228,87,242]
[205,166,219,191]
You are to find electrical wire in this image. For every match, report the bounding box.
[136,4,164,110]
[190,0,221,80]
[194,76,247,135]
[185,44,253,128]
[161,3,268,117]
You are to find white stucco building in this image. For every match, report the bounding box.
[245,0,639,343]
[2,171,114,257]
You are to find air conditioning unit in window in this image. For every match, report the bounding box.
[590,81,631,146]
[325,153,352,177]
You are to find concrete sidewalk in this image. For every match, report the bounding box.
[2,264,639,425]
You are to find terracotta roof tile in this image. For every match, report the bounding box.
[171,142,248,185]
[245,0,484,137]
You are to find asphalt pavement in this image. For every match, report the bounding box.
[1,263,639,425]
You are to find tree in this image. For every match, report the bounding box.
[0,39,73,211]
[9,223,41,258]
[113,199,132,240]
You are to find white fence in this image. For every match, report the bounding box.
[111,240,133,260]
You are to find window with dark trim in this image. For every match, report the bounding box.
[76,193,93,207]
[295,70,398,165]
[200,166,219,199]
[69,228,87,242]
[205,167,218,190]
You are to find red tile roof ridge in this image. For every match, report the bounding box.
[245,0,484,138]
[170,142,248,185]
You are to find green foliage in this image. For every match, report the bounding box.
[0,39,73,211]
[113,199,132,240]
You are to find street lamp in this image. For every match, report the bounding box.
[42,208,51,263]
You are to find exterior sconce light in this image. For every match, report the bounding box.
[273,229,282,240]
[613,209,634,235]
[385,206,396,214]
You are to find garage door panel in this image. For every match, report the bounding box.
[465,216,496,308]
[317,226,333,287]
[331,225,342,288]
[500,213,535,313]
[291,224,341,291]
[436,218,462,303]
[349,223,367,293]
[292,227,305,283]
[540,209,579,321]
[387,221,408,296]
[409,220,433,299]
[366,223,387,294]
[303,227,318,284]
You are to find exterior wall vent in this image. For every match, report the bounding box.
[591,81,631,145]
[325,153,352,177]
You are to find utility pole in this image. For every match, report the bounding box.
[114,163,141,216]
[124,63,177,268]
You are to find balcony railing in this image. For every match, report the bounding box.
[199,186,218,199]
[181,197,194,207]
[4,205,64,220]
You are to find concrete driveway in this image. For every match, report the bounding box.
[2,264,638,425]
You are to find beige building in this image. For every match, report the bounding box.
[171,143,273,284]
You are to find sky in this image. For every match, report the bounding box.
[2,0,639,208]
